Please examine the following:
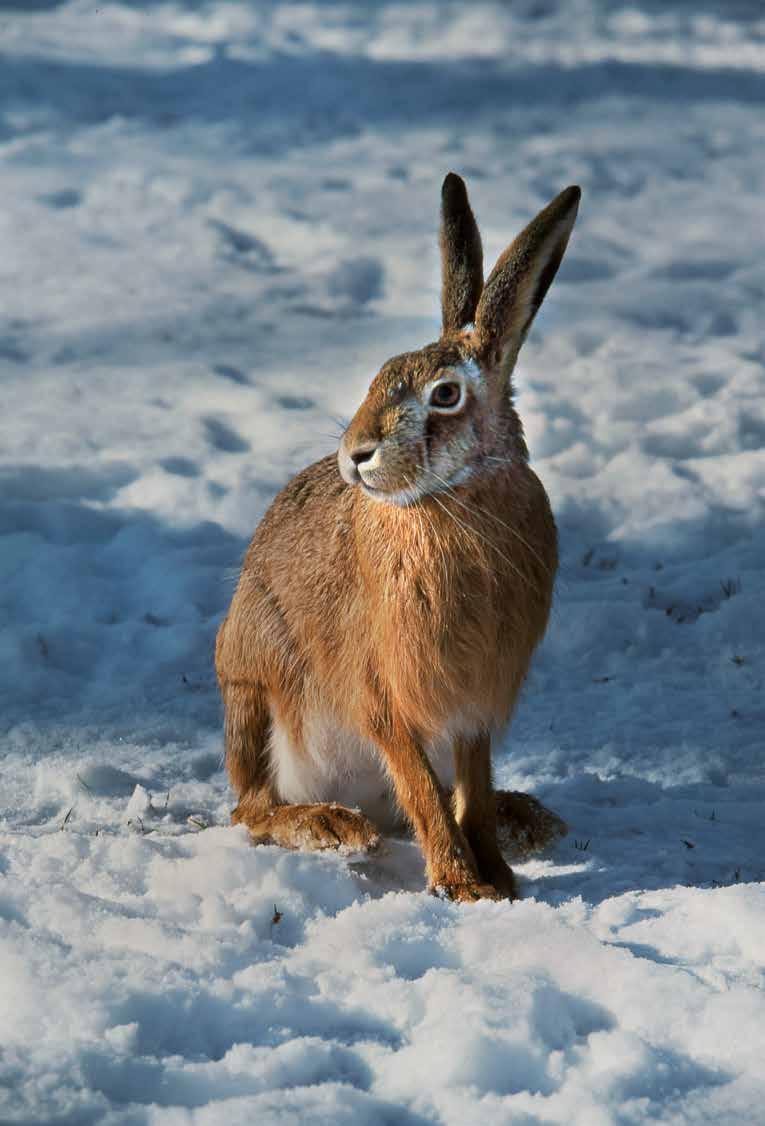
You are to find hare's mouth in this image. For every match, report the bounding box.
[361,482,422,508]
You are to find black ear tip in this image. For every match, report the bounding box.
[546,185,581,224]
[564,184,582,207]
[442,171,469,208]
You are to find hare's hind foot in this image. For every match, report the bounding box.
[495,791,567,858]
[233,798,381,854]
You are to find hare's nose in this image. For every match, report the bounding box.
[349,442,378,467]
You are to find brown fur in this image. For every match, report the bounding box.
[216,174,580,901]
[475,185,581,374]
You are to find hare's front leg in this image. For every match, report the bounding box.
[376,726,499,902]
[453,733,518,900]
[222,682,379,852]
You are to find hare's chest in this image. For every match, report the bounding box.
[369,562,511,731]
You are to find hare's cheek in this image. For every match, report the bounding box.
[425,409,477,479]
[374,409,428,486]
[382,442,426,491]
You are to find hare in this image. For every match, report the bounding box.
[216,174,579,901]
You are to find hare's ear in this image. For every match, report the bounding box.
[474,185,580,374]
[440,172,484,336]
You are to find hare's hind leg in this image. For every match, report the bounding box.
[222,685,379,852]
[494,790,567,858]
[453,732,518,900]
[251,802,381,852]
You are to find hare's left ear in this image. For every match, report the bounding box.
[440,173,484,336]
[474,185,580,374]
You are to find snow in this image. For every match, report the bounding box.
[1,0,764,1121]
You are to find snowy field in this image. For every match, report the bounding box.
[1,1,765,1122]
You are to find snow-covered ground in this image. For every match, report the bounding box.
[1,1,765,1122]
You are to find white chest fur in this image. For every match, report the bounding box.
[269,711,458,830]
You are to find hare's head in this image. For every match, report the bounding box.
[338,174,580,505]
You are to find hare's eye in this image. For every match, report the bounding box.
[429,382,462,410]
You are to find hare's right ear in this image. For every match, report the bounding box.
[474,185,580,376]
[440,172,484,336]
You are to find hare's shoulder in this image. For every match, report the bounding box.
[279,454,345,511]
[246,454,351,562]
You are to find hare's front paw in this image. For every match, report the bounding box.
[430,879,502,903]
[242,801,381,854]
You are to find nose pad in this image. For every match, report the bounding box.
[349,442,377,467]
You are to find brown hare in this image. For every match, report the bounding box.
[216,174,579,901]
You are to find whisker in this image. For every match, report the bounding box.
[421,466,553,579]
[418,467,538,591]
[220,568,242,588]
[403,474,426,549]
[425,487,532,591]
[425,491,497,577]
[423,502,449,588]
[405,474,448,588]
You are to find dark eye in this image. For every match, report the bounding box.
[429,382,462,410]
